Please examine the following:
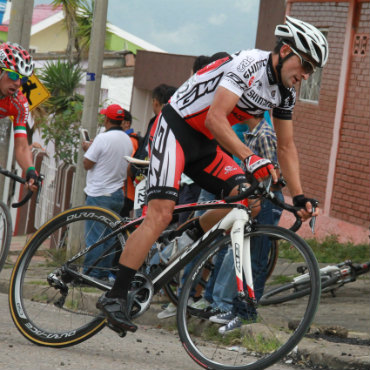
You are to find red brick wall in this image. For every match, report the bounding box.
[290,2,370,227]
[331,1,370,225]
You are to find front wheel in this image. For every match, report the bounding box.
[177,225,320,370]
[9,206,124,347]
[0,200,12,273]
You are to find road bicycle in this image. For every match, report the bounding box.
[129,157,283,308]
[260,258,370,306]
[9,169,321,370]
[0,167,43,273]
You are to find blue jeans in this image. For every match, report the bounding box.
[83,189,124,278]
[211,191,284,317]
[179,189,219,301]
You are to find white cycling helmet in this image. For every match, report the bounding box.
[0,42,34,77]
[275,16,329,67]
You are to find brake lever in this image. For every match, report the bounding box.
[309,209,316,234]
[35,174,44,204]
[11,174,44,208]
[308,200,319,234]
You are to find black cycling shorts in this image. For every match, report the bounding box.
[146,104,246,202]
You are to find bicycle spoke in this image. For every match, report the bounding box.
[177,227,320,370]
[9,207,124,347]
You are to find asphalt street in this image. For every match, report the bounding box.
[0,292,314,370]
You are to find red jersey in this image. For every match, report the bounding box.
[0,90,29,139]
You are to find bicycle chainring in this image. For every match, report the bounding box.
[127,272,154,319]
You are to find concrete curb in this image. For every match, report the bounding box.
[138,303,370,370]
[2,234,369,370]
[1,271,369,370]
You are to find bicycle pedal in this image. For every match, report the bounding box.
[106,321,127,338]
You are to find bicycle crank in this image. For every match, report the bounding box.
[127,272,154,319]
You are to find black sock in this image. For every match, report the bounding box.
[107,264,136,300]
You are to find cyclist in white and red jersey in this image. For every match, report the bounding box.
[0,42,38,190]
[97,16,329,333]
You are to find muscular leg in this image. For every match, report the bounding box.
[119,198,175,269]
[97,198,176,333]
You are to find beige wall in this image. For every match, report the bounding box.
[30,22,68,53]
[130,86,154,137]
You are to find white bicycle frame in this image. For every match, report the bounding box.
[150,207,256,300]
[125,155,256,302]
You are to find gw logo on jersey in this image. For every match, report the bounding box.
[177,73,223,110]
[237,56,254,73]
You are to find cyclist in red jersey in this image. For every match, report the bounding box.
[0,42,38,190]
[97,17,329,333]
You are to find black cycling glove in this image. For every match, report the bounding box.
[26,167,39,183]
[293,194,319,208]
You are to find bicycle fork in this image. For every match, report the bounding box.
[220,208,257,307]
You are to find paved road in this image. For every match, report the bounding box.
[0,293,313,370]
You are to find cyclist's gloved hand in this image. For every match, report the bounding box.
[244,154,274,180]
[26,167,39,191]
[293,195,319,209]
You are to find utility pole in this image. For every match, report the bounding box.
[7,0,34,46]
[71,0,108,208]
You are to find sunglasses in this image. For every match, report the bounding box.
[2,68,29,84]
[289,47,317,75]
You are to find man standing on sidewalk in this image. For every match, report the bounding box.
[81,104,132,280]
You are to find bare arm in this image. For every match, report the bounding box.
[14,136,38,191]
[274,118,303,197]
[205,86,277,182]
[274,117,318,218]
[205,87,254,161]
[14,136,34,173]
[83,157,95,170]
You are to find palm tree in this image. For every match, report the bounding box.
[36,60,84,164]
[51,0,80,64]
[38,60,83,113]
[75,0,95,58]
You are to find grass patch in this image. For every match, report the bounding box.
[305,235,369,263]
[241,334,281,353]
[279,235,369,264]
[202,325,281,353]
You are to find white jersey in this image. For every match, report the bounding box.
[170,49,296,139]
[84,128,133,197]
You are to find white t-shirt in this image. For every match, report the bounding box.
[84,128,133,197]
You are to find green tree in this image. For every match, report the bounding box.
[51,0,80,64]
[38,59,83,113]
[36,60,84,164]
[40,101,83,165]
[75,0,96,56]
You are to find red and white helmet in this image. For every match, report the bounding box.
[0,42,34,77]
[275,16,329,67]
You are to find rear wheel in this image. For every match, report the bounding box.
[177,225,320,370]
[9,206,125,347]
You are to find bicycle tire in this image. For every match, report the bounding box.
[163,235,278,308]
[9,206,124,347]
[260,273,339,306]
[0,200,12,273]
[177,225,320,370]
[265,238,278,280]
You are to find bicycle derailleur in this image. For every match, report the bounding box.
[46,266,72,308]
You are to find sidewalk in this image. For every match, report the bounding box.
[1,235,369,370]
